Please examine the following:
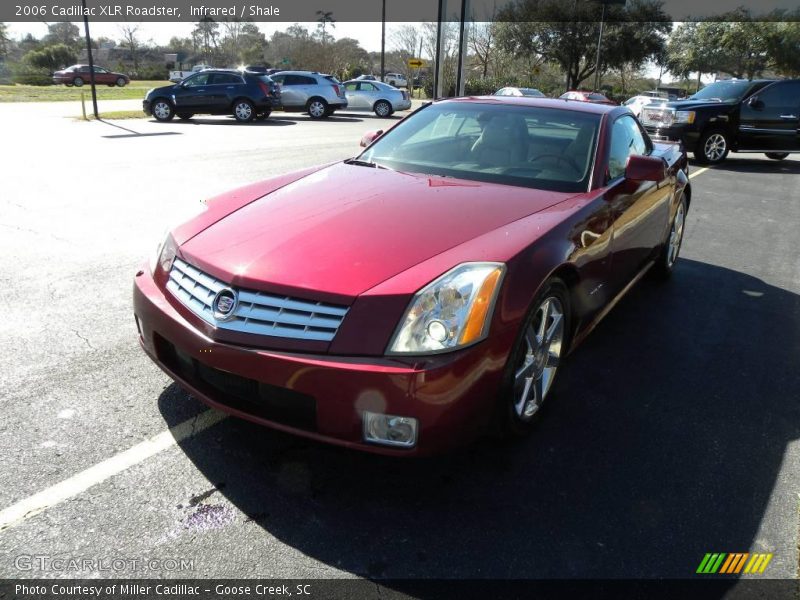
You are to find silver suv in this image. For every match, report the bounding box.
[270,71,348,119]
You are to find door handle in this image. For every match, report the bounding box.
[226,86,234,89]
[779,114,797,120]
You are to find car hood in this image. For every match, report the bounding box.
[179,162,577,301]
[649,99,736,111]
[147,84,178,98]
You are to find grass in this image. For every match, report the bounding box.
[73,110,147,121]
[0,80,170,103]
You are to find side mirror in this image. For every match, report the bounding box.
[625,154,667,182]
[747,96,764,110]
[359,129,384,148]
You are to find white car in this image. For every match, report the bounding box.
[343,80,412,117]
[382,73,407,88]
[623,95,665,117]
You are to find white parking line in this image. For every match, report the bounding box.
[689,166,709,179]
[0,409,226,532]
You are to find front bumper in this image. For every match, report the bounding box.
[133,267,507,456]
[142,100,152,116]
[644,125,699,152]
[394,99,413,111]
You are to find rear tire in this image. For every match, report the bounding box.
[694,129,729,164]
[765,152,789,161]
[73,77,84,87]
[232,99,255,122]
[151,99,174,122]
[374,100,393,118]
[307,98,328,119]
[498,279,571,438]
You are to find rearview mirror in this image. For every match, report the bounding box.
[359,129,384,148]
[625,154,667,182]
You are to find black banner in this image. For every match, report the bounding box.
[2,0,800,23]
[1,579,799,600]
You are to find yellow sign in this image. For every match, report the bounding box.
[408,58,426,68]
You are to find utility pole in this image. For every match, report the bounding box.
[380,0,386,81]
[81,0,98,118]
[593,1,606,91]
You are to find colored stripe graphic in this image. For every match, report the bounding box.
[698,553,773,575]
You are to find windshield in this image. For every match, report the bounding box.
[359,102,600,193]
[689,80,756,102]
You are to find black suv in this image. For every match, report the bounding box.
[143,69,281,123]
[639,79,800,164]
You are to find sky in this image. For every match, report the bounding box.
[5,22,397,53]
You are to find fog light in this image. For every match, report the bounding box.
[363,411,418,448]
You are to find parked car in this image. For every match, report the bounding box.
[559,91,616,105]
[383,73,406,87]
[342,80,411,117]
[134,96,690,455]
[169,64,212,83]
[495,87,546,98]
[623,95,663,117]
[356,74,378,81]
[269,71,348,119]
[143,69,281,123]
[52,65,129,87]
[639,78,800,164]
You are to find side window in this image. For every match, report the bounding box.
[299,76,316,85]
[210,73,242,85]
[756,81,800,109]
[608,115,649,180]
[93,67,107,73]
[270,74,285,84]
[183,73,211,87]
[79,66,90,73]
[360,83,377,91]
[344,82,357,91]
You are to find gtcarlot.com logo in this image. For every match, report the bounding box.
[696,552,773,575]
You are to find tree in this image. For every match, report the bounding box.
[118,23,141,73]
[24,44,77,72]
[43,22,81,49]
[390,24,422,83]
[497,0,670,91]
[315,10,336,45]
[766,15,800,77]
[192,17,219,62]
[0,23,10,61]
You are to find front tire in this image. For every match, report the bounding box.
[307,98,328,119]
[765,152,789,161]
[233,99,255,122]
[151,99,174,122]
[653,194,687,280]
[116,77,127,87]
[374,100,393,118]
[694,129,729,164]
[499,279,570,437]
[73,77,84,87]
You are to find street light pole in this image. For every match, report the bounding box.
[380,0,386,81]
[81,0,98,118]
[593,1,606,91]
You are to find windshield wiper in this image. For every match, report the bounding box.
[345,158,380,168]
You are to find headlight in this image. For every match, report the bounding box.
[674,110,696,124]
[388,262,505,355]
[150,232,177,275]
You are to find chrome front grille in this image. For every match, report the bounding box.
[166,258,348,342]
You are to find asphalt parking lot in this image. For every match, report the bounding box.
[0,99,798,586]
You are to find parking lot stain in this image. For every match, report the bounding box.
[182,504,235,531]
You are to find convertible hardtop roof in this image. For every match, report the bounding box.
[439,95,620,115]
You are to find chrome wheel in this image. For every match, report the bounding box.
[375,101,391,117]
[513,296,565,420]
[116,77,126,87]
[73,77,84,87]
[666,201,686,268]
[153,101,171,120]
[703,133,727,162]
[308,100,326,118]
[234,101,253,121]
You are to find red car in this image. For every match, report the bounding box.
[134,96,690,455]
[52,64,130,87]
[560,90,616,105]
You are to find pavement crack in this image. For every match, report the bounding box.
[73,329,95,351]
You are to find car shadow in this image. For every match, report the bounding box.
[688,155,800,174]
[158,259,799,590]
[158,118,296,127]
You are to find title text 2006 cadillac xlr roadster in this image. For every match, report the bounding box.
[133,96,690,455]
